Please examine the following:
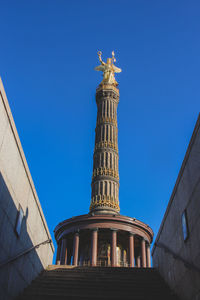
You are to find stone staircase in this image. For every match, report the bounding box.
[17,265,179,300]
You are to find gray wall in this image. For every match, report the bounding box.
[152,115,200,300]
[0,78,54,300]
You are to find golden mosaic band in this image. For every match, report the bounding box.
[93,168,119,180]
[95,141,118,152]
[90,195,120,212]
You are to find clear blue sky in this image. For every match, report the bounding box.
[1,0,200,260]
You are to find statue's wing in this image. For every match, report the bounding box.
[95,65,105,72]
[113,65,122,73]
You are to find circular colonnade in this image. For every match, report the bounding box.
[54,214,153,268]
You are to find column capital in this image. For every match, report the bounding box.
[129,232,136,236]
[142,237,149,243]
[110,228,118,232]
[91,228,98,232]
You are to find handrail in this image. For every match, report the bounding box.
[154,241,200,274]
[0,239,52,268]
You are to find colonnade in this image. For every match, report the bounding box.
[56,229,151,268]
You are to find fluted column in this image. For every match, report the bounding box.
[129,233,135,268]
[60,238,67,265]
[146,243,151,267]
[91,229,98,266]
[141,238,146,268]
[90,85,120,214]
[111,229,117,267]
[73,232,79,266]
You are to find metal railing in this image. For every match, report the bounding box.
[154,241,200,274]
[0,239,52,268]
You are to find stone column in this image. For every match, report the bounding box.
[136,255,141,268]
[91,229,98,266]
[111,229,117,267]
[141,238,146,268]
[90,85,120,215]
[129,233,135,268]
[56,240,61,265]
[146,243,151,267]
[60,238,67,265]
[63,239,68,265]
[67,247,73,265]
[73,232,79,266]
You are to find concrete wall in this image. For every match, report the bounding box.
[0,78,54,300]
[152,114,200,300]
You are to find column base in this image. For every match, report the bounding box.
[90,207,119,216]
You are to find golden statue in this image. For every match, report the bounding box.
[95,51,122,86]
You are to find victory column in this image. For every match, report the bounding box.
[90,51,121,214]
[54,52,153,268]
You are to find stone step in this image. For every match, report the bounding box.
[20,288,176,299]
[31,280,162,287]
[32,277,163,285]
[30,277,166,287]
[17,266,179,300]
[40,271,159,279]
[44,269,156,273]
[21,285,175,299]
[35,273,160,280]
[19,296,176,300]
[43,269,157,274]
[25,282,169,292]
[47,266,155,272]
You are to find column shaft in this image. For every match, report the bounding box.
[129,234,135,267]
[91,230,98,266]
[136,255,141,268]
[64,240,68,265]
[141,239,146,268]
[146,243,151,267]
[90,86,120,214]
[60,238,67,265]
[56,241,61,265]
[111,230,117,267]
[73,233,79,266]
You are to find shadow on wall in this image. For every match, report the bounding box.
[0,172,46,300]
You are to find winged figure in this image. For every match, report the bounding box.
[95,51,122,86]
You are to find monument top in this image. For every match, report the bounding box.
[95,51,122,86]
